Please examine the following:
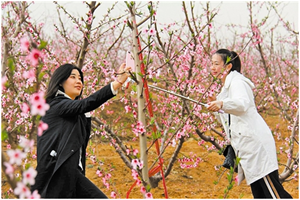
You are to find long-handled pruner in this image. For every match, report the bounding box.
[148,84,224,114]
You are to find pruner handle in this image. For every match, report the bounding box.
[204,104,225,114]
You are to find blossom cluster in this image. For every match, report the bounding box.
[22,92,49,117]
[126,148,139,156]
[178,154,203,169]
[131,121,146,137]
[4,136,40,198]
[20,37,43,66]
[21,91,49,136]
[131,169,153,199]
[131,158,144,170]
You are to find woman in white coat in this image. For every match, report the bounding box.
[207,49,292,198]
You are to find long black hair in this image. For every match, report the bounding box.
[214,49,241,73]
[45,63,84,103]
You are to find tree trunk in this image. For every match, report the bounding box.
[130,3,150,187]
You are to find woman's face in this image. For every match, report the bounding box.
[210,54,225,78]
[62,69,83,100]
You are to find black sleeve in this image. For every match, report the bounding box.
[53,84,115,117]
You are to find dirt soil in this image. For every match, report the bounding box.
[85,140,298,199]
[1,115,299,199]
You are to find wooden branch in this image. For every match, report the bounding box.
[76,2,95,69]
[136,15,152,27]
[279,109,299,182]
[91,117,128,154]
[91,117,132,169]
[195,129,222,150]
[107,23,126,52]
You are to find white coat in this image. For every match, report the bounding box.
[216,71,278,185]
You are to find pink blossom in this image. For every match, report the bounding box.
[131,159,139,170]
[133,110,137,118]
[21,103,30,114]
[143,29,149,34]
[23,70,36,82]
[140,186,146,194]
[234,175,239,184]
[176,132,182,140]
[293,164,298,171]
[102,177,110,189]
[148,27,156,36]
[291,87,297,96]
[22,167,37,185]
[16,119,23,125]
[136,179,142,185]
[106,110,114,114]
[96,170,103,177]
[27,49,43,66]
[38,121,48,136]
[14,182,31,199]
[105,173,111,179]
[29,92,49,116]
[170,139,176,147]
[19,136,34,152]
[131,169,139,180]
[31,101,50,116]
[133,149,138,156]
[126,149,130,155]
[7,149,27,165]
[6,144,11,149]
[132,121,146,136]
[2,76,7,90]
[90,155,96,163]
[28,190,41,199]
[138,160,144,169]
[145,192,153,199]
[198,140,205,146]
[20,37,30,52]
[110,191,117,198]
[4,162,14,179]
[125,105,132,113]
[30,92,46,105]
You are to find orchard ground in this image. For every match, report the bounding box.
[1,114,298,198]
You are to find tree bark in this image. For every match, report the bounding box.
[129,3,150,187]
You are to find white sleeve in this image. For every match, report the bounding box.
[110,82,118,95]
[222,80,252,116]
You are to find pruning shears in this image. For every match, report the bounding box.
[148,84,224,114]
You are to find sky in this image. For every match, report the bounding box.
[27,1,298,38]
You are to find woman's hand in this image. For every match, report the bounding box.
[112,63,131,90]
[117,63,131,83]
[207,100,223,112]
[208,93,216,102]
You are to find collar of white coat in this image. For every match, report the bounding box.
[224,71,255,89]
[56,90,72,99]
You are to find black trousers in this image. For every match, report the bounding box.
[250,170,292,198]
[75,168,108,198]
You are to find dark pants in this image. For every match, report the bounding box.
[75,168,108,198]
[250,170,293,198]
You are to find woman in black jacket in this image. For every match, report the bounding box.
[31,63,131,198]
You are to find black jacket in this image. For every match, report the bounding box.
[31,84,115,198]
